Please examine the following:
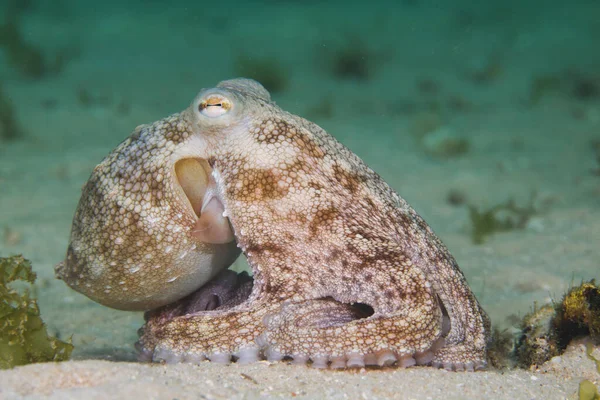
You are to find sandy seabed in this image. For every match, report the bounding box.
[1,0,599,398]
[0,342,598,399]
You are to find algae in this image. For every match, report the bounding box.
[0,83,23,141]
[420,127,470,159]
[321,33,384,82]
[0,255,73,369]
[330,39,372,81]
[0,20,48,79]
[529,70,600,107]
[592,138,600,176]
[487,327,514,369]
[468,195,537,244]
[529,75,562,105]
[515,280,600,369]
[553,280,600,351]
[0,1,75,80]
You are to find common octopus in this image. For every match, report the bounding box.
[56,78,491,371]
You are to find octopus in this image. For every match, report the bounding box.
[56,78,491,371]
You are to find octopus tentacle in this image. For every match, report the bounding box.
[138,302,273,365]
[259,296,442,369]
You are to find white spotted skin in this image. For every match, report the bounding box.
[61,78,491,369]
[56,114,240,311]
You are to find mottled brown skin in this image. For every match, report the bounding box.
[62,78,490,370]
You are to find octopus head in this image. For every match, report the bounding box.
[55,109,242,311]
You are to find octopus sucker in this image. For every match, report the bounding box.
[234,347,261,364]
[375,350,397,367]
[59,78,491,371]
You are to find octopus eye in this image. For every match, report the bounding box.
[198,95,232,118]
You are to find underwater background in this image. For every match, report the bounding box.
[1,0,599,365]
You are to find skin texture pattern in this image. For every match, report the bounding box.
[57,78,491,371]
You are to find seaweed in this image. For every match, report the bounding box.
[420,127,470,159]
[468,195,537,244]
[0,20,48,79]
[409,112,471,159]
[591,138,600,176]
[330,40,371,81]
[0,255,73,369]
[567,70,600,102]
[0,83,24,141]
[0,9,73,80]
[487,327,514,369]
[515,280,600,369]
[320,34,384,82]
[446,189,467,206]
[529,75,562,105]
[552,280,600,351]
[234,55,289,94]
[75,86,113,108]
[529,70,600,106]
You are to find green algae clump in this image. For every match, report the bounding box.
[553,280,600,350]
[515,280,600,369]
[0,255,73,369]
[468,195,537,244]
